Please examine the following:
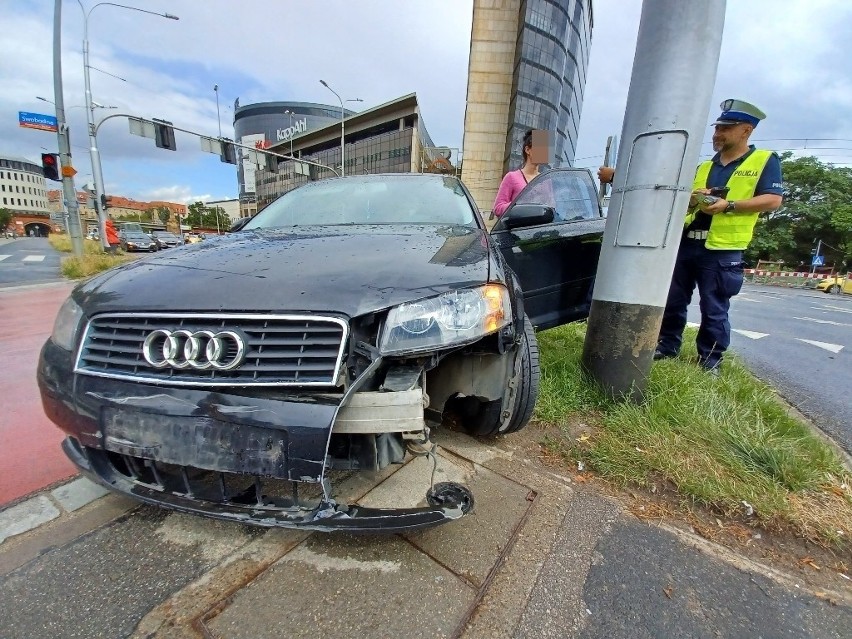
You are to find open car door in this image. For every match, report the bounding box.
[490,168,605,331]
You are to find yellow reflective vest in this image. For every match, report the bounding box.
[684,149,773,250]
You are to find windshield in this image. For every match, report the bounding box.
[246,175,477,229]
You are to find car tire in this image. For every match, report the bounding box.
[463,314,540,437]
[830,285,841,294]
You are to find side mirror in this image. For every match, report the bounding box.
[503,204,555,230]
[230,217,251,233]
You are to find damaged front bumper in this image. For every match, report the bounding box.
[62,438,471,532]
[38,339,474,532]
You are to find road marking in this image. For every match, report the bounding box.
[22,255,45,262]
[796,339,844,354]
[688,322,769,340]
[823,305,852,314]
[811,305,852,315]
[734,296,762,303]
[792,316,852,327]
[0,255,9,262]
[732,329,769,339]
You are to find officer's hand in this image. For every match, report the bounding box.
[690,188,710,208]
[700,198,728,215]
[597,166,615,184]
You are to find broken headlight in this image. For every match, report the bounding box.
[379,284,511,355]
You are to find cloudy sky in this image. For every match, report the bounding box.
[2,0,851,205]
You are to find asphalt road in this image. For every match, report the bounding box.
[0,237,64,288]
[688,283,852,453]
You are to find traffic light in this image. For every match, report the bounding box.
[265,153,279,173]
[153,118,176,151]
[220,138,237,165]
[41,153,60,181]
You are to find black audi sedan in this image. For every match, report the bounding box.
[38,170,604,532]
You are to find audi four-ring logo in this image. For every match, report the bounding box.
[142,329,246,370]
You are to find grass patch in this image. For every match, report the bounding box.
[537,322,852,548]
[48,234,136,278]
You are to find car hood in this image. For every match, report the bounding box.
[75,225,496,317]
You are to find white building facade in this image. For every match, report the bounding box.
[0,155,51,214]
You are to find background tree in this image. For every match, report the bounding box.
[146,205,173,226]
[746,154,852,271]
[186,202,230,232]
[0,207,11,233]
[186,201,207,227]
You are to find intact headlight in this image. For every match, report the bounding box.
[51,297,85,351]
[379,284,512,355]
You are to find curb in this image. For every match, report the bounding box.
[0,477,110,545]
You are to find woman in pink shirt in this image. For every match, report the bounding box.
[492,129,543,217]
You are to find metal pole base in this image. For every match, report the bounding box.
[581,299,663,402]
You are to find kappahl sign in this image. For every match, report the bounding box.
[276,117,307,141]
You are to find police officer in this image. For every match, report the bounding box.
[599,99,784,373]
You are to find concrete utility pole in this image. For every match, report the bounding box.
[53,0,84,257]
[582,0,727,400]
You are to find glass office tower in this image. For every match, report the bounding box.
[462,0,593,214]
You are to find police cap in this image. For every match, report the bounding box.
[712,99,766,127]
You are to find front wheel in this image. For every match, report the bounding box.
[462,315,540,437]
[830,285,841,294]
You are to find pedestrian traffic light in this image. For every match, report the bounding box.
[265,153,279,173]
[220,139,237,165]
[153,118,177,151]
[41,153,60,181]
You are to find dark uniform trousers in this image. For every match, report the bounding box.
[657,238,745,369]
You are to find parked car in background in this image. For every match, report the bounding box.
[119,231,158,252]
[816,275,852,294]
[184,232,203,244]
[150,230,182,249]
[119,222,144,234]
[37,170,604,532]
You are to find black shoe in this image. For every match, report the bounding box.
[653,350,676,361]
[696,357,722,377]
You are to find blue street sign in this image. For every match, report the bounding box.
[19,111,58,132]
[812,255,824,266]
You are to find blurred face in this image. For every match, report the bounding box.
[524,130,552,165]
[712,122,753,153]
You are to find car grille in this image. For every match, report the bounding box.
[75,313,347,387]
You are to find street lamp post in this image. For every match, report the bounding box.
[213,84,222,138]
[77,1,178,249]
[38,96,116,111]
[319,80,362,177]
